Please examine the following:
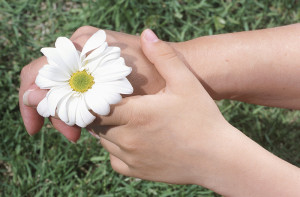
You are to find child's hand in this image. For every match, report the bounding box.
[19,26,165,142]
[88,28,233,186]
[87,29,300,197]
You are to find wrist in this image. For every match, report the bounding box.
[192,125,300,197]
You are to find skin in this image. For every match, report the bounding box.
[177,23,300,108]
[20,24,300,141]
[19,25,300,195]
[19,26,165,142]
[87,29,300,197]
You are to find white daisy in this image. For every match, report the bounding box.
[35,30,133,127]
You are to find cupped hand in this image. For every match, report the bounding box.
[87,29,241,187]
[19,26,165,142]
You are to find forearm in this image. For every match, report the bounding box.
[197,126,300,197]
[176,23,300,109]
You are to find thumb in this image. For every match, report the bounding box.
[140,29,198,92]
[23,86,48,107]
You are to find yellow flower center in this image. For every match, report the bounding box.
[69,70,94,93]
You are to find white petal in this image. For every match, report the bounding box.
[46,59,71,77]
[82,42,108,63]
[76,110,86,127]
[80,30,106,61]
[66,96,79,126]
[97,78,133,95]
[37,97,50,117]
[93,58,132,82]
[41,48,73,74]
[84,58,100,73]
[91,84,122,105]
[38,64,70,82]
[77,96,95,126]
[57,92,73,123]
[102,92,122,105]
[75,97,87,127]
[85,89,110,115]
[85,46,121,73]
[55,37,80,72]
[47,86,72,116]
[35,74,68,89]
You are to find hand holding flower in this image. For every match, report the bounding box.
[19,26,165,142]
[35,30,133,128]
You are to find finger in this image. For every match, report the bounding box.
[109,154,131,177]
[90,95,142,126]
[87,124,128,145]
[20,29,104,136]
[70,27,129,54]
[88,130,101,139]
[140,29,199,93]
[19,57,48,135]
[50,117,81,143]
[23,86,48,107]
[70,26,99,41]
[23,87,82,141]
[20,105,45,136]
[100,137,122,157]
[70,26,123,47]
[71,27,110,52]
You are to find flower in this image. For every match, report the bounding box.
[36,30,133,127]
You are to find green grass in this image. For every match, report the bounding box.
[1,0,300,196]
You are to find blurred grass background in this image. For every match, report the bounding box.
[1,0,300,196]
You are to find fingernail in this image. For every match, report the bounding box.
[70,140,77,144]
[89,131,100,139]
[144,29,159,42]
[23,89,35,106]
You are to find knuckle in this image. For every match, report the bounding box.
[156,43,177,61]
[71,25,101,41]
[73,25,94,36]
[153,50,178,67]
[130,115,147,127]
[120,136,137,152]
[131,113,153,128]
[127,105,152,127]
[72,34,91,45]
[161,51,177,62]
